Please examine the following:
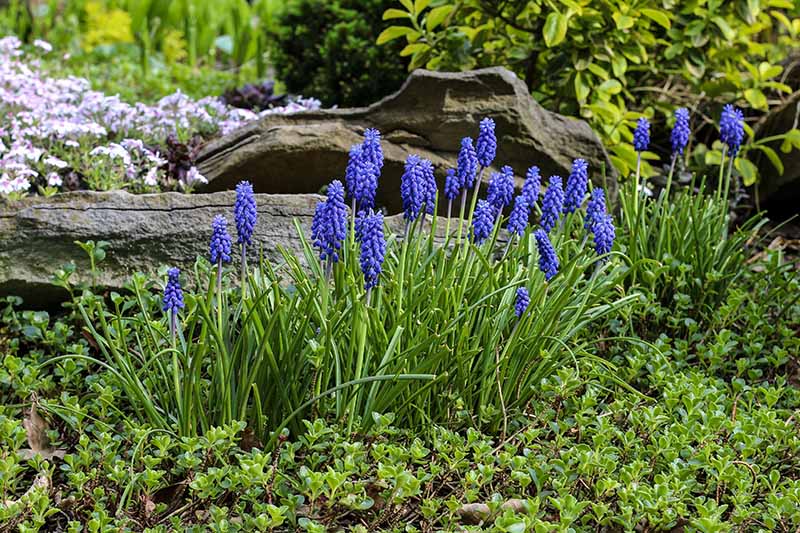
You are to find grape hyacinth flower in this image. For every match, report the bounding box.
[419,158,437,216]
[444,167,460,219]
[444,168,460,202]
[401,154,426,225]
[592,213,616,259]
[354,159,379,211]
[472,199,495,245]
[457,137,478,190]
[361,128,384,171]
[514,287,530,318]
[720,104,744,156]
[311,180,348,272]
[563,158,589,214]
[633,117,650,152]
[210,214,232,296]
[671,107,690,156]
[540,176,564,233]
[163,267,184,340]
[210,215,232,265]
[521,166,541,208]
[506,195,529,237]
[584,187,607,230]
[476,118,497,169]
[234,181,257,279]
[345,144,363,200]
[487,165,515,213]
[534,229,559,281]
[357,210,386,297]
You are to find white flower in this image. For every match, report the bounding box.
[11,176,30,191]
[0,174,12,194]
[143,167,159,186]
[46,172,62,187]
[44,156,68,169]
[185,166,207,185]
[33,40,53,53]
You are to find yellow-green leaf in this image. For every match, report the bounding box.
[383,8,411,21]
[598,79,622,95]
[640,8,671,29]
[414,0,431,14]
[779,129,800,153]
[574,73,590,102]
[400,42,428,57]
[744,88,767,110]
[711,16,735,40]
[426,5,453,31]
[736,157,758,186]
[399,0,414,12]
[376,26,417,45]
[754,144,784,175]
[613,13,635,30]
[543,12,568,47]
[611,55,627,78]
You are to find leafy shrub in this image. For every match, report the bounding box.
[379,0,800,183]
[271,0,410,106]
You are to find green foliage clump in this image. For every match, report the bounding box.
[271,0,410,106]
[379,0,800,182]
[65,196,632,440]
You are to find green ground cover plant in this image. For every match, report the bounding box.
[1,253,797,530]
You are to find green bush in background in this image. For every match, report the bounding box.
[270,0,410,107]
[379,0,800,185]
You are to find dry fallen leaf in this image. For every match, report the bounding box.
[19,396,66,461]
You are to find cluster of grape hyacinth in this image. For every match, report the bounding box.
[159,105,746,331]
[162,178,259,332]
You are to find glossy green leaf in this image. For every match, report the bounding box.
[736,157,758,186]
[426,5,453,31]
[744,88,767,110]
[640,8,671,29]
[376,26,417,45]
[574,73,590,101]
[383,8,411,21]
[753,144,784,175]
[543,12,569,47]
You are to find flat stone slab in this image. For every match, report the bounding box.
[0,191,322,306]
[0,190,450,307]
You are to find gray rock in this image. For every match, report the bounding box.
[0,190,450,307]
[196,67,618,212]
[0,190,320,307]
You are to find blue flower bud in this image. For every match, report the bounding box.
[534,229,559,281]
[162,267,185,313]
[210,215,232,264]
[476,118,497,168]
[472,199,495,244]
[234,181,257,246]
[515,287,529,318]
[671,108,690,156]
[357,210,386,290]
[720,104,744,156]
[540,176,563,233]
[633,117,650,152]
